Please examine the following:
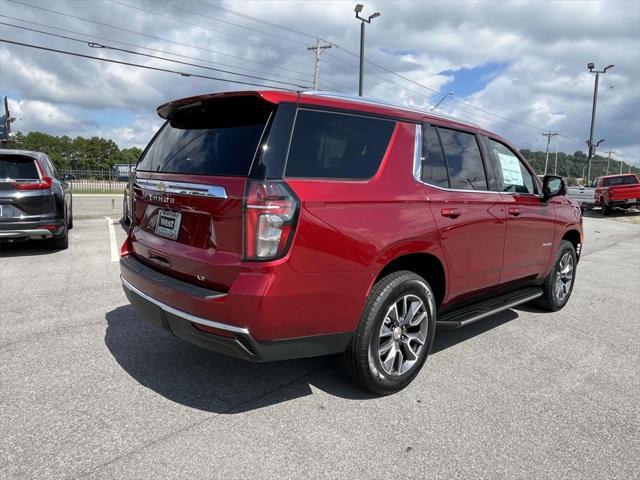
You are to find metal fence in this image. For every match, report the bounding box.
[60,169,130,192]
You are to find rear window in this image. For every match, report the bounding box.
[285,110,395,179]
[602,175,638,186]
[0,155,39,179]
[137,96,272,175]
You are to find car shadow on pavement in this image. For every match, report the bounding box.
[105,305,519,413]
[583,207,640,219]
[0,240,62,257]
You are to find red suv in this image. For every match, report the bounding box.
[120,91,583,394]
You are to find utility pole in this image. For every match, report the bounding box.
[605,150,613,175]
[586,62,614,182]
[554,142,559,175]
[620,160,623,174]
[542,131,558,175]
[354,4,380,96]
[307,38,332,90]
[0,96,15,144]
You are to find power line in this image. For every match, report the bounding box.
[189,0,328,43]
[5,0,315,79]
[0,21,309,89]
[105,0,350,92]
[0,14,313,84]
[112,0,308,47]
[184,0,559,135]
[107,0,301,50]
[104,0,319,68]
[0,38,301,90]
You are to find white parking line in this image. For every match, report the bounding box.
[105,216,119,262]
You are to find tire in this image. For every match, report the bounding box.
[601,198,611,215]
[49,226,69,250]
[67,204,74,230]
[122,198,130,225]
[341,271,437,395]
[534,240,577,312]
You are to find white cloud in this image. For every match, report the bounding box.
[107,114,162,149]
[8,98,84,133]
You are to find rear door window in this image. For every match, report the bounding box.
[421,125,449,187]
[0,154,39,179]
[285,109,395,179]
[487,139,536,194]
[137,97,273,176]
[437,128,489,191]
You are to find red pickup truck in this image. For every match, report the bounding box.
[595,174,640,214]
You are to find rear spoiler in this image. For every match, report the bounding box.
[156,90,299,120]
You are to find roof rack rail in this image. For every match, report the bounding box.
[301,90,482,129]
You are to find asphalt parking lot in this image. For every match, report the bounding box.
[1,195,639,480]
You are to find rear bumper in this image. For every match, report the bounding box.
[608,200,640,208]
[120,256,353,362]
[0,220,65,239]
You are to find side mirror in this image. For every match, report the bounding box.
[62,173,75,181]
[542,175,565,201]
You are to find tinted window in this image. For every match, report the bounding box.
[602,175,638,186]
[285,110,395,179]
[422,125,449,187]
[0,155,38,179]
[488,139,536,194]
[438,128,488,191]
[137,97,272,175]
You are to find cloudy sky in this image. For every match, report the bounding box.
[1,0,639,164]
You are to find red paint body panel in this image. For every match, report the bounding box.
[122,90,583,346]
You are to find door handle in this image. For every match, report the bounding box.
[508,207,522,216]
[441,208,462,218]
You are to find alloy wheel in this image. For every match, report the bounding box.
[377,294,428,376]
[554,252,574,303]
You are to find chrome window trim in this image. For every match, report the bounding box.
[413,124,423,183]
[412,124,503,196]
[120,276,251,334]
[134,178,227,198]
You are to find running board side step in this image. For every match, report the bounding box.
[436,287,543,329]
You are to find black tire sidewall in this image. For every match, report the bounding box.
[363,275,436,392]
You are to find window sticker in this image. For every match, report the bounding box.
[497,152,524,186]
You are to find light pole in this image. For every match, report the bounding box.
[431,91,454,112]
[355,4,380,97]
[586,62,614,182]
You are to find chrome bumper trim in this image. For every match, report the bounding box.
[120,276,248,334]
[0,229,54,238]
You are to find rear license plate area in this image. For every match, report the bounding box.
[155,210,182,240]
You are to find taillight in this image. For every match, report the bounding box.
[120,234,132,258]
[11,159,52,190]
[12,176,52,190]
[244,180,298,260]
